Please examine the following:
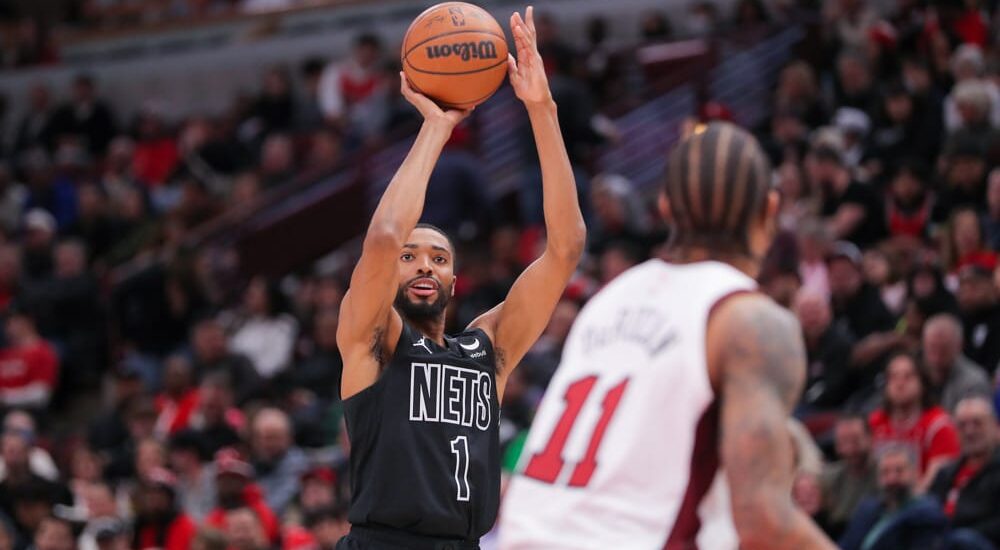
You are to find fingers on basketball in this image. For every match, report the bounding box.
[510,17,530,68]
[506,53,518,80]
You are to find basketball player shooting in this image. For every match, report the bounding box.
[500,123,835,549]
[335,7,585,550]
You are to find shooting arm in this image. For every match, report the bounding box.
[338,81,468,398]
[469,8,585,399]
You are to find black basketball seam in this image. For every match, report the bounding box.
[404,55,508,76]
[403,29,508,58]
[405,75,500,107]
[438,86,501,107]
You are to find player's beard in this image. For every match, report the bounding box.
[395,282,450,322]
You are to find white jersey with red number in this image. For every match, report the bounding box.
[500,260,756,550]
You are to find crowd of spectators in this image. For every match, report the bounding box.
[0,0,995,547]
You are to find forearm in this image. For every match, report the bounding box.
[368,121,452,240]
[527,100,585,257]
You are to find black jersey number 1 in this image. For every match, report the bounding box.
[450,435,471,501]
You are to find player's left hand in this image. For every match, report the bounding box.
[508,6,552,106]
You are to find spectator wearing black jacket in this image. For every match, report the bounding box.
[13,84,55,156]
[795,289,858,410]
[827,242,905,402]
[20,239,106,392]
[956,265,1000,375]
[929,396,1000,549]
[827,241,899,345]
[865,82,942,177]
[932,136,989,226]
[47,75,116,158]
[813,146,886,248]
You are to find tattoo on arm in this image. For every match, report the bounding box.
[715,297,832,549]
[721,298,804,410]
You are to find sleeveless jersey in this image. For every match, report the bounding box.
[343,321,501,541]
[500,260,756,550]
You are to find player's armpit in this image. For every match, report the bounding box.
[468,250,580,392]
[709,294,836,550]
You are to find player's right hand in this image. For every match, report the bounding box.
[400,72,472,129]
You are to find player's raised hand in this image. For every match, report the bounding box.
[400,72,472,128]
[508,6,552,106]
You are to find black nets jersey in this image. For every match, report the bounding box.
[343,321,501,541]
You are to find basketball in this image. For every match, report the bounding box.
[402,2,509,109]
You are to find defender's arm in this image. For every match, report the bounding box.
[709,294,837,550]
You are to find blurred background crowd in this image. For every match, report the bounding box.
[0,0,998,548]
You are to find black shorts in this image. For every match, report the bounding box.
[336,526,480,550]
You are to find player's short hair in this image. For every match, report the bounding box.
[662,122,772,255]
[413,223,456,258]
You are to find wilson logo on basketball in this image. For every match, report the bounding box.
[425,41,498,61]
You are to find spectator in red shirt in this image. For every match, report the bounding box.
[869,352,961,491]
[883,160,933,242]
[154,355,199,438]
[318,33,387,139]
[0,308,58,412]
[132,467,197,550]
[951,1,989,48]
[205,449,280,543]
[132,107,179,188]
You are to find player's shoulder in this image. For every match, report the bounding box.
[709,292,797,338]
[448,326,496,364]
[707,293,803,394]
[451,325,491,347]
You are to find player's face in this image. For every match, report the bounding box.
[394,228,455,321]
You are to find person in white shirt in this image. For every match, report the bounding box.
[226,277,298,379]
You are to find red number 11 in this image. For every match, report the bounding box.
[523,376,629,487]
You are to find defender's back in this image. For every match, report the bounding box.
[500,259,756,549]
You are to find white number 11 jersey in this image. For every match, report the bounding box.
[500,260,757,550]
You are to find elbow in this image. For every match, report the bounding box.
[364,223,405,251]
[731,497,795,550]
[549,222,587,264]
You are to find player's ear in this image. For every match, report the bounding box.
[451,276,457,297]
